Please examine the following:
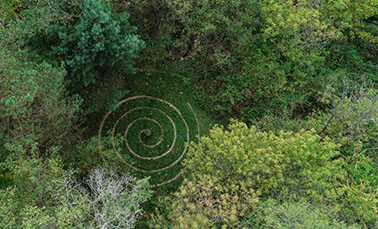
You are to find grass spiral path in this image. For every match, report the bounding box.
[97,70,212,189]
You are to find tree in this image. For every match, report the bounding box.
[184,121,378,225]
[162,0,335,121]
[0,143,151,229]
[55,0,144,111]
[151,174,259,228]
[244,199,360,229]
[0,46,81,152]
[52,0,145,88]
[9,0,145,101]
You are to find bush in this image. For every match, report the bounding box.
[254,74,378,189]
[0,0,40,23]
[151,0,378,123]
[186,121,342,201]
[185,121,378,225]
[164,0,338,122]
[244,199,359,229]
[0,47,82,151]
[151,174,259,228]
[318,74,377,154]
[0,143,72,228]
[0,143,151,228]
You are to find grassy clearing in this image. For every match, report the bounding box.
[106,70,214,227]
[83,69,214,226]
[96,70,214,192]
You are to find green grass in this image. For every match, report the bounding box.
[98,70,214,192]
[83,69,215,227]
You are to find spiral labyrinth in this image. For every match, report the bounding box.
[98,95,200,187]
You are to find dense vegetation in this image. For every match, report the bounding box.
[0,0,377,228]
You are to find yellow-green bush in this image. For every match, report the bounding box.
[150,174,259,228]
[244,199,361,229]
[186,121,342,201]
[184,121,377,225]
[254,75,378,190]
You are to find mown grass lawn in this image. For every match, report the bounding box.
[84,69,215,226]
[96,69,214,188]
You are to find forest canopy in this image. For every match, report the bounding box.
[0,0,377,228]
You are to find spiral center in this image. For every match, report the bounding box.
[142,129,152,137]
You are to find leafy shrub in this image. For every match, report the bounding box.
[0,0,40,23]
[244,199,359,229]
[0,143,71,228]
[185,121,378,225]
[186,121,342,201]
[123,0,175,65]
[318,75,378,188]
[0,47,82,151]
[69,133,128,178]
[318,74,377,154]
[0,143,151,228]
[255,73,378,191]
[154,0,378,123]
[164,0,335,121]
[151,174,259,228]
